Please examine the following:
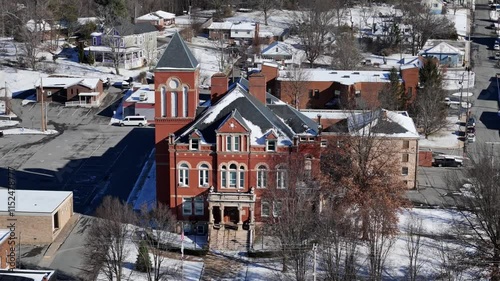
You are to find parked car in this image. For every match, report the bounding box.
[119,116,147,127]
[494,43,500,50]
[467,117,476,128]
[433,156,463,167]
[467,133,476,143]
[495,52,500,60]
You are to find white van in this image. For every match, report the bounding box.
[119,116,147,127]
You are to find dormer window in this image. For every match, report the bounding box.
[190,138,199,150]
[266,140,277,152]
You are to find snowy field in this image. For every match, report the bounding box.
[419,116,461,149]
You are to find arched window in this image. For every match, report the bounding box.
[257,165,267,188]
[304,156,312,179]
[221,165,227,188]
[171,92,178,117]
[199,164,209,187]
[229,164,237,188]
[160,87,167,117]
[183,87,188,117]
[261,201,270,217]
[220,164,245,189]
[276,166,287,189]
[239,165,245,188]
[178,163,189,186]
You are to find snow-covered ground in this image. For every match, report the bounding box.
[96,238,204,281]
[1,128,58,135]
[447,9,469,38]
[419,116,461,149]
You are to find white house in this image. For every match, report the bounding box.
[135,10,176,28]
[230,22,256,40]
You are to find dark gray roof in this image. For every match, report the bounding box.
[112,22,157,36]
[177,81,315,144]
[156,32,199,69]
[267,104,319,135]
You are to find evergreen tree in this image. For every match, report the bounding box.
[136,240,152,273]
[419,57,442,87]
[378,67,407,110]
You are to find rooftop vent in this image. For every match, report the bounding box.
[342,75,350,78]
[139,92,148,101]
[352,72,360,75]
[373,74,380,77]
[329,71,337,74]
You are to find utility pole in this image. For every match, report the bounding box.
[485,142,500,166]
[4,81,8,115]
[312,243,318,281]
[40,78,45,132]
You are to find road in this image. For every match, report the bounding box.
[411,0,500,206]
[0,89,155,214]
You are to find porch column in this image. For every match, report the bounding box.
[219,205,224,224]
[208,205,214,224]
[249,206,255,224]
[237,206,243,225]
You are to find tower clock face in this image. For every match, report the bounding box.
[169,79,179,89]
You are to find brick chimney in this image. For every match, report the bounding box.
[249,72,267,105]
[210,73,228,103]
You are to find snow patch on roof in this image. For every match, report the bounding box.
[242,117,265,145]
[201,86,246,124]
[0,190,72,213]
[278,69,391,85]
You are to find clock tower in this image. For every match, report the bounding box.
[154,32,200,205]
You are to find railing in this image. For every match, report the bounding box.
[207,192,256,203]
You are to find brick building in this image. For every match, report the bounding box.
[0,230,11,269]
[0,190,73,244]
[35,76,104,106]
[154,33,324,249]
[154,33,420,250]
[274,66,420,110]
[300,109,420,189]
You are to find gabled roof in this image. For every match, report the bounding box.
[34,77,101,89]
[420,42,461,55]
[178,81,316,146]
[137,10,176,21]
[156,32,199,69]
[262,42,294,56]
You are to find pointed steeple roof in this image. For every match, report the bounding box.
[156,32,199,69]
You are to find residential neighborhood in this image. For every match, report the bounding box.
[0,0,499,280]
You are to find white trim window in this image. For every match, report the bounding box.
[276,167,287,189]
[257,165,267,188]
[266,140,277,151]
[190,138,200,150]
[171,92,178,117]
[179,163,189,186]
[273,201,282,217]
[226,135,241,151]
[261,201,270,217]
[220,163,245,188]
[182,198,192,215]
[199,164,209,187]
[194,197,204,215]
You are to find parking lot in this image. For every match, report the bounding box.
[0,94,154,214]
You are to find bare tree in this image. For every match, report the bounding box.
[366,205,397,281]
[295,0,334,67]
[262,154,321,281]
[411,58,448,138]
[258,0,280,26]
[405,213,424,281]
[447,145,500,281]
[436,241,466,281]
[319,205,361,281]
[83,196,136,281]
[281,66,310,109]
[330,32,363,70]
[401,2,457,55]
[135,204,179,281]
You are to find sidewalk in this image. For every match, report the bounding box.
[38,213,81,268]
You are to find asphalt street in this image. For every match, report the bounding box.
[411,0,500,207]
[0,90,155,214]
